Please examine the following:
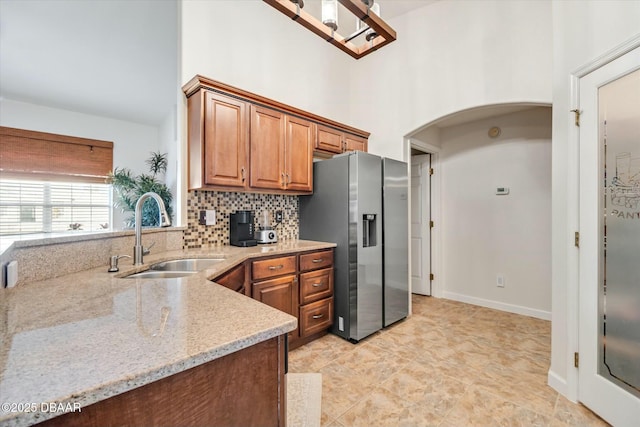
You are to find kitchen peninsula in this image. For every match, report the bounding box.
[0,240,335,427]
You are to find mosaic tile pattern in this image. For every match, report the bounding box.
[185,190,299,248]
[289,296,611,427]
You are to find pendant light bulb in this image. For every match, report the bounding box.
[322,0,338,31]
[365,3,381,41]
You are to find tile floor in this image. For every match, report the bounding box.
[288,295,610,427]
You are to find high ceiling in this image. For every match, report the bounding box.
[0,0,432,127]
[0,0,178,127]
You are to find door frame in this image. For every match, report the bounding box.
[566,34,640,410]
[405,137,442,301]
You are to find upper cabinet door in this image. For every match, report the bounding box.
[345,134,368,152]
[285,116,313,192]
[316,124,344,154]
[203,92,248,188]
[250,106,285,190]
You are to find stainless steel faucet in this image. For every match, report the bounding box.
[133,192,171,265]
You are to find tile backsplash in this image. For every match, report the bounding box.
[185,190,299,248]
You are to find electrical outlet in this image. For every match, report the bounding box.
[199,210,216,226]
[6,261,18,288]
[275,210,283,223]
[205,209,216,225]
[497,275,505,288]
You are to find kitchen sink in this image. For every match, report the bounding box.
[125,271,197,279]
[149,258,225,272]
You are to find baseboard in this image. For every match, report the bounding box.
[442,291,552,320]
[547,369,574,401]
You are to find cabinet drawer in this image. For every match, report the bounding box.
[252,255,297,280]
[299,298,333,338]
[299,250,333,272]
[299,268,333,305]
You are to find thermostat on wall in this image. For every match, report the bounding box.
[496,187,510,195]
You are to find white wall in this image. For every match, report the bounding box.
[159,105,178,224]
[180,0,353,124]
[549,0,640,400]
[0,98,161,229]
[439,108,552,317]
[348,0,553,161]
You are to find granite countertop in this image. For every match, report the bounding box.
[0,240,335,427]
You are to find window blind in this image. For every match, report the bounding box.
[0,179,112,235]
[0,126,113,183]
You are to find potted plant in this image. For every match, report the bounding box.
[107,151,173,228]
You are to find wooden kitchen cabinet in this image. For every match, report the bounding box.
[38,336,287,427]
[315,123,368,156]
[187,90,249,190]
[297,249,334,344]
[344,134,368,152]
[250,105,312,193]
[213,263,249,296]
[250,106,285,190]
[252,254,299,342]
[316,124,344,154]
[284,115,313,192]
[183,75,369,193]
[249,249,334,349]
[252,275,298,319]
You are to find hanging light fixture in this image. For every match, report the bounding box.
[264,0,397,59]
[322,0,338,31]
[365,2,380,41]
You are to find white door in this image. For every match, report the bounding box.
[578,46,640,426]
[411,155,431,296]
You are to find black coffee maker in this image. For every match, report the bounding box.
[230,210,258,247]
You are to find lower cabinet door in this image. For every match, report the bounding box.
[299,297,333,338]
[253,274,299,339]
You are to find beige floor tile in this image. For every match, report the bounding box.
[381,361,467,418]
[551,395,611,427]
[336,387,412,427]
[440,385,550,427]
[337,343,411,383]
[292,296,608,426]
[318,361,374,420]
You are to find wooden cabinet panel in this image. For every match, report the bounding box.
[299,298,333,338]
[38,336,286,427]
[300,268,334,305]
[202,91,248,188]
[250,106,285,190]
[252,275,298,318]
[345,134,368,152]
[316,124,343,154]
[213,263,249,296]
[285,116,313,192]
[252,255,297,281]
[300,249,334,272]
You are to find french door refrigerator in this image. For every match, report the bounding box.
[299,151,408,342]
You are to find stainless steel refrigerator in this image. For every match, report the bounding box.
[299,151,408,342]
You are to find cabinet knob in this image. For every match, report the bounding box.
[312,258,324,263]
[241,167,246,182]
[312,313,324,319]
[312,283,322,288]
[268,264,284,270]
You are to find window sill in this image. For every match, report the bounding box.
[0,227,187,256]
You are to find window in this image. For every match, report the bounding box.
[0,180,112,235]
[0,126,114,237]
